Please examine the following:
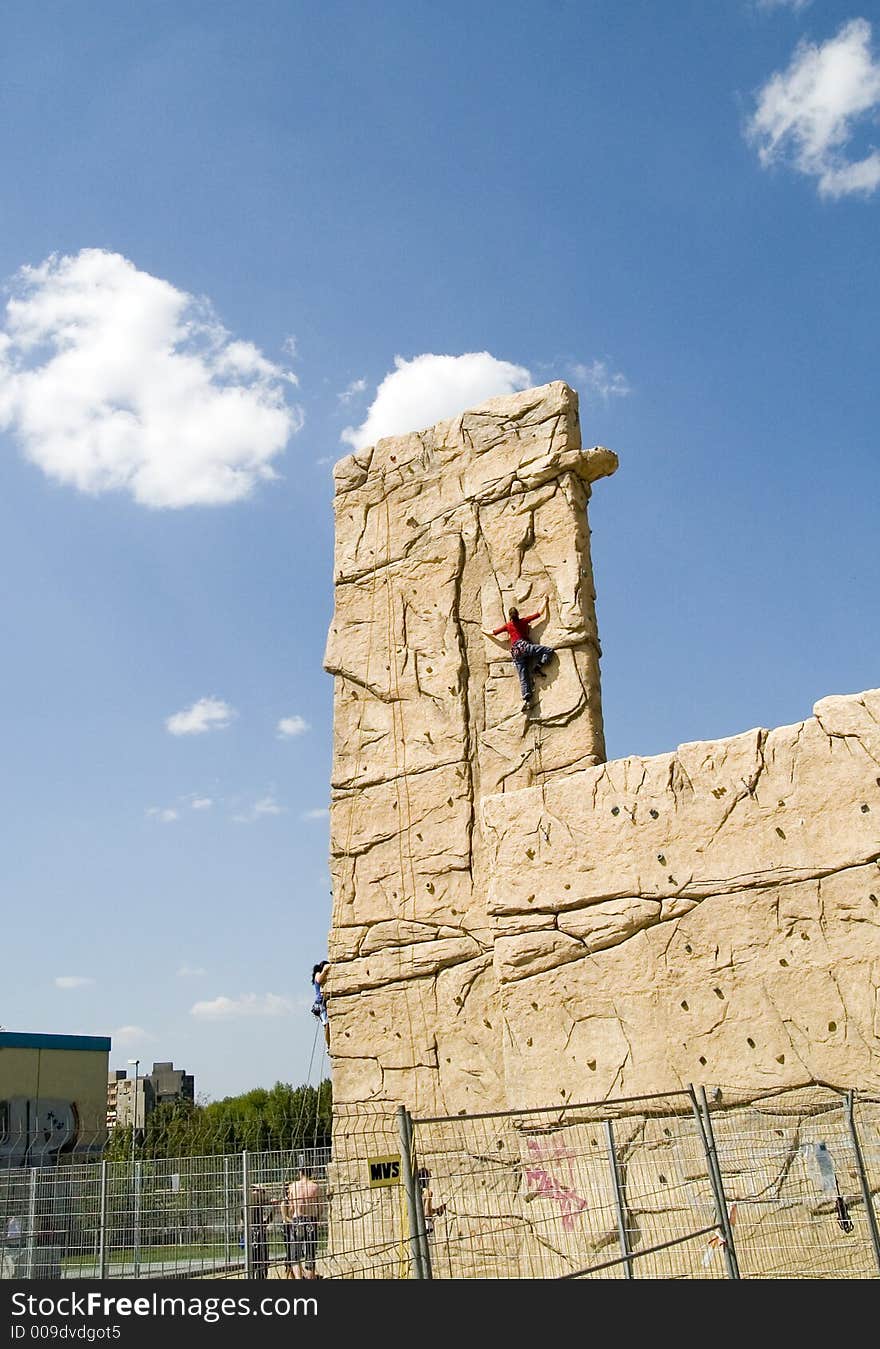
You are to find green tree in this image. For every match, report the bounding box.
[106,1080,332,1160]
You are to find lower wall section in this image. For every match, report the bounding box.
[482,688,880,1106]
[323,1086,880,1279]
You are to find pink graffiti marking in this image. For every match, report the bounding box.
[524,1136,591,1230]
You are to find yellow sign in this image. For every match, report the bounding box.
[368,1154,401,1187]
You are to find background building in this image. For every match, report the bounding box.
[0,1031,110,1165]
[105,1069,125,1129]
[148,1062,194,1108]
[108,1061,194,1129]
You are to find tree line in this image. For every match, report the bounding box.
[106,1079,332,1160]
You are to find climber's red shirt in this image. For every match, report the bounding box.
[492,612,541,647]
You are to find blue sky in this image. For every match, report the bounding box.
[1,0,877,1103]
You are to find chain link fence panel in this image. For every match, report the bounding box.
[1,1087,878,1280]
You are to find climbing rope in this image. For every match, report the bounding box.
[382,492,434,1104]
[302,474,384,1098]
[312,1035,330,1154]
[288,1017,323,1156]
[304,463,430,1111]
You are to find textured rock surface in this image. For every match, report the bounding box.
[324,381,880,1119]
[484,688,880,1105]
[325,382,617,1113]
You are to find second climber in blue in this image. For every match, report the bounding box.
[311,961,330,1048]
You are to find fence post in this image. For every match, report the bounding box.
[688,1084,740,1279]
[408,1112,432,1281]
[242,1151,252,1278]
[396,1106,426,1279]
[604,1119,633,1278]
[224,1156,231,1269]
[98,1161,108,1279]
[133,1161,142,1280]
[25,1167,37,1278]
[846,1090,880,1276]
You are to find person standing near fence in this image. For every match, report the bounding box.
[417,1166,446,1236]
[280,1190,296,1278]
[287,1163,324,1279]
[248,1185,271,1279]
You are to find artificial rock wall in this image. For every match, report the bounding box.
[325,382,615,1114]
[324,382,880,1120]
[485,689,880,1106]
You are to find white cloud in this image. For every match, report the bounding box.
[282,335,299,360]
[146,806,179,824]
[0,249,302,507]
[337,376,367,403]
[277,714,310,739]
[54,975,94,990]
[111,1024,153,1047]
[166,697,236,736]
[191,797,213,810]
[190,992,294,1020]
[254,794,283,816]
[177,964,207,977]
[342,352,532,451]
[301,807,329,821]
[232,793,285,823]
[747,18,880,198]
[756,0,812,12]
[569,360,632,401]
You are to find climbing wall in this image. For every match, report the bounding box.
[325,380,880,1122]
[324,382,617,1113]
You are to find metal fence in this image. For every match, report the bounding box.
[408,1085,880,1279]
[1,1086,878,1280]
[407,1087,737,1279]
[0,1144,331,1281]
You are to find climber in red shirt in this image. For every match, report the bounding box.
[484,597,555,711]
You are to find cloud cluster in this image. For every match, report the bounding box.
[253,794,283,817]
[232,793,285,823]
[337,377,367,403]
[146,806,179,824]
[190,992,294,1020]
[756,0,812,12]
[342,352,532,452]
[276,714,310,739]
[111,1024,152,1046]
[148,796,215,821]
[166,697,236,736]
[569,360,632,401]
[748,18,880,198]
[146,788,292,826]
[54,975,94,990]
[0,249,302,507]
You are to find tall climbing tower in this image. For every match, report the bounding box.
[324,381,617,1115]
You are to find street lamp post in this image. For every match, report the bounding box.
[127,1059,141,1278]
[127,1060,140,1150]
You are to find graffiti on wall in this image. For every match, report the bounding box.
[523,1135,591,1230]
[0,1098,80,1167]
